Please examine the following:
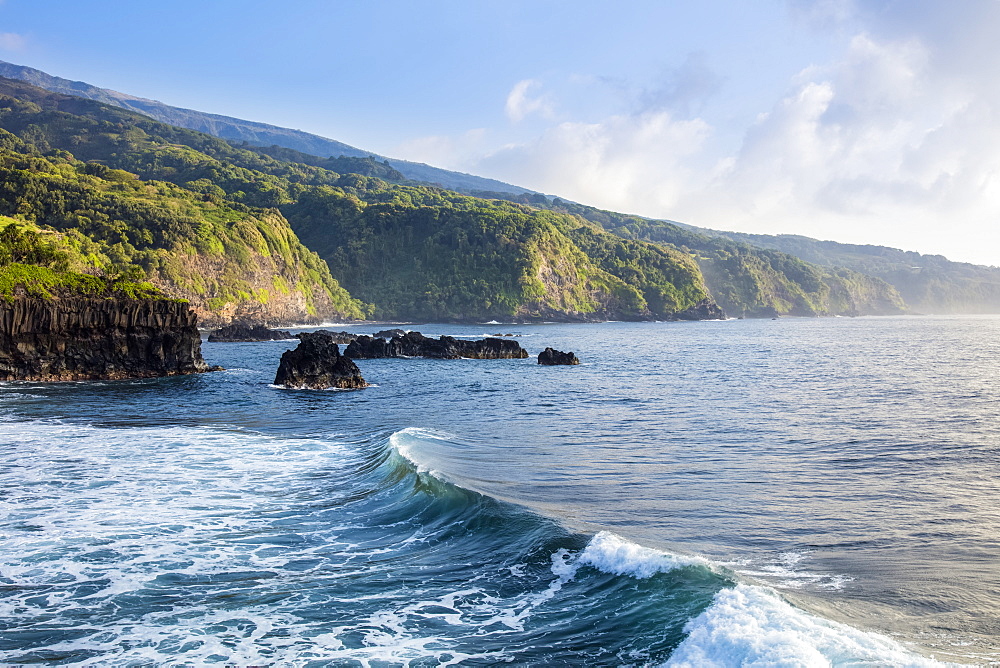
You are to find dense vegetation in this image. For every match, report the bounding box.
[0,76,712,321]
[0,215,165,300]
[0,85,366,324]
[481,193,908,317]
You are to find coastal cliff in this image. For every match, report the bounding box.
[0,297,214,381]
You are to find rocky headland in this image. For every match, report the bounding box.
[0,296,216,381]
[344,331,528,360]
[274,331,367,389]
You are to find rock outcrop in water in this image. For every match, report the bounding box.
[538,348,580,365]
[344,331,528,360]
[0,297,216,381]
[301,330,358,345]
[207,322,292,342]
[372,328,407,339]
[274,331,367,389]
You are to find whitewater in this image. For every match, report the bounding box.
[2,316,998,665]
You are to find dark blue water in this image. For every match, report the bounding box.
[1,317,998,665]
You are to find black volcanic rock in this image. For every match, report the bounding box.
[299,329,357,345]
[0,297,217,381]
[208,322,292,342]
[345,331,528,360]
[274,331,367,389]
[372,328,407,339]
[538,348,580,366]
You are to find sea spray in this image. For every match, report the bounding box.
[666,585,949,667]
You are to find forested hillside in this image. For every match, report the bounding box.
[0,59,534,197]
[0,76,717,322]
[477,194,908,317]
[0,86,366,325]
[0,74,916,321]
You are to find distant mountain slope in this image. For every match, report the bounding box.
[679,226,1000,314]
[0,60,533,196]
[466,193,908,317]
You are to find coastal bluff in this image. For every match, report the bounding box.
[0,297,215,381]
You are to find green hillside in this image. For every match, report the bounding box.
[0,85,366,326]
[0,76,716,322]
[0,59,535,196]
[0,215,166,301]
[484,194,908,317]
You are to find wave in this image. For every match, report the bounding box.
[0,420,948,666]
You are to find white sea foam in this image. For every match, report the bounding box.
[724,550,855,591]
[665,584,950,668]
[578,531,711,578]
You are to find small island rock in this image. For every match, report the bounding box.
[274,331,367,389]
[538,347,580,366]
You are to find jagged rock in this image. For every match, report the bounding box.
[274,331,367,389]
[674,299,726,321]
[538,347,580,365]
[299,329,357,345]
[207,321,292,342]
[345,331,528,360]
[0,297,218,381]
[373,328,407,339]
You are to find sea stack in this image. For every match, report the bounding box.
[538,347,580,366]
[274,331,367,389]
[0,296,216,381]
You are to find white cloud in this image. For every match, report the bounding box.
[671,22,1000,264]
[0,32,26,52]
[479,111,711,215]
[504,79,554,123]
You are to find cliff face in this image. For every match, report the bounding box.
[0,297,213,381]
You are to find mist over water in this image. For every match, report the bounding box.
[1,316,997,665]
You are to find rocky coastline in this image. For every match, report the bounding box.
[344,331,528,360]
[0,296,217,381]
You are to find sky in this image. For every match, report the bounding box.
[1,0,999,265]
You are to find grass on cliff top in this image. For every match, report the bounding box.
[0,263,171,301]
[0,217,172,301]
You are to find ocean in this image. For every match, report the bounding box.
[1,316,998,665]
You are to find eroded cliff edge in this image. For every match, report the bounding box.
[0,296,215,381]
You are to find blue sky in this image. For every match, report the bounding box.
[2,0,999,265]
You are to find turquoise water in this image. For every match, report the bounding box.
[1,317,998,665]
